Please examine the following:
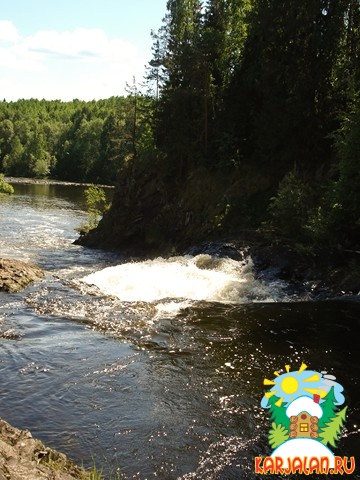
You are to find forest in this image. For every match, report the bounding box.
[0,90,150,185]
[1,0,360,254]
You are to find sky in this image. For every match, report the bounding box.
[0,0,167,101]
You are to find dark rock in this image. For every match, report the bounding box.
[75,164,232,256]
[251,242,360,298]
[0,258,44,293]
[186,241,247,261]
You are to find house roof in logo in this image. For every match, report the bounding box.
[286,395,323,418]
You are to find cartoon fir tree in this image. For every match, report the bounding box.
[318,386,338,431]
[267,393,290,429]
[319,406,347,448]
[266,394,290,448]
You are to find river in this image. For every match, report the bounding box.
[0,182,359,479]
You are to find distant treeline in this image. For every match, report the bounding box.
[0,91,154,185]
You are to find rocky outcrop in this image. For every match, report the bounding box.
[251,241,360,297]
[0,259,44,293]
[0,418,85,480]
[75,162,231,256]
[75,160,175,254]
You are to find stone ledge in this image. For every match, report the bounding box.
[0,418,85,480]
[0,259,44,293]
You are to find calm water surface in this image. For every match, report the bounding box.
[0,182,359,479]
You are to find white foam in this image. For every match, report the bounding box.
[81,254,286,304]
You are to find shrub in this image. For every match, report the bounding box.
[77,184,109,233]
[0,173,14,194]
[267,170,312,239]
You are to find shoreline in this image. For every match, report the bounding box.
[4,176,115,189]
[0,418,86,480]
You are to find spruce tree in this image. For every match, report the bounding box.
[318,387,338,432]
[319,406,347,448]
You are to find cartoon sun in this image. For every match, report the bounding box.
[261,363,328,407]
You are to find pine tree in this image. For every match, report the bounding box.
[202,0,253,160]
[319,406,347,448]
[225,0,351,175]
[318,387,338,432]
[150,0,206,177]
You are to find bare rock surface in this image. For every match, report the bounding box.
[0,418,85,479]
[0,259,44,293]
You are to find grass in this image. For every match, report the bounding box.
[83,457,122,480]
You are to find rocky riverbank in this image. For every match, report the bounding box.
[4,176,114,189]
[0,258,44,293]
[0,418,86,480]
[249,240,360,298]
[190,236,360,298]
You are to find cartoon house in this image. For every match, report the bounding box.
[286,395,323,439]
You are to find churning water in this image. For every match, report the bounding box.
[1,182,359,479]
[81,254,287,304]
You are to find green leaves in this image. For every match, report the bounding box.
[267,170,313,239]
[0,173,14,195]
[269,422,289,449]
[76,184,110,234]
[84,185,109,230]
[0,96,156,184]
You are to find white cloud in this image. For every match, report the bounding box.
[0,22,147,100]
[0,20,20,42]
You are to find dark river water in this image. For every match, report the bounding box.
[0,182,359,479]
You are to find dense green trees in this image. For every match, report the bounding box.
[0,96,155,185]
[1,0,360,252]
[140,0,360,251]
[150,0,254,173]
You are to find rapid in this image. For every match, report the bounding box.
[0,182,359,479]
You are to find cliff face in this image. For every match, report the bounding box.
[75,162,242,256]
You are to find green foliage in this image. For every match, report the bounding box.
[330,101,360,246]
[268,422,289,449]
[267,171,312,239]
[319,406,347,448]
[263,394,290,450]
[318,387,338,432]
[81,185,109,231]
[226,0,350,171]
[0,96,156,185]
[83,456,122,480]
[0,173,14,194]
[85,461,104,480]
[213,202,231,230]
[137,0,360,250]
[266,394,290,432]
[1,0,360,251]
